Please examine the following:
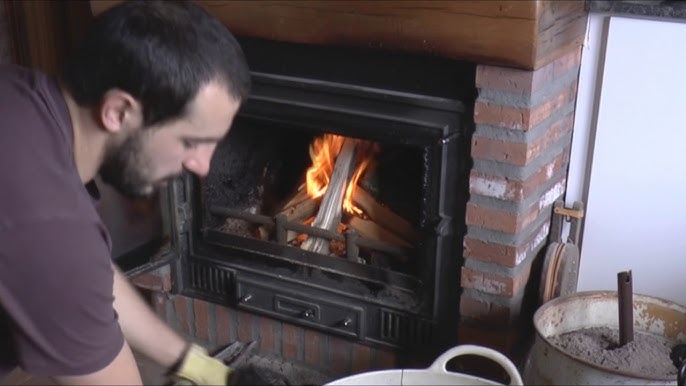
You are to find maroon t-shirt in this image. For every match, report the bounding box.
[0,64,124,377]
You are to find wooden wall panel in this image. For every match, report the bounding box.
[91,0,587,70]
[7,0,93,74]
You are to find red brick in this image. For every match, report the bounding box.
[469,150,566,203]
[304,329,321,368]
[553,46,582,78]
[464,219,550,267]
[459,297,515,327]
[460,266,531,298]
[519,205,540,233]
[130,270,172,292]
[193,299,209,341]
[237,310,253,343]
[522,150,567,196]
[351,343,372,374]
[472,111,572,166]
[475,64,553,94]
[471,136,528,165]
[465,203,517,234]
[282,323,298,361]
[526,112,574,162]
[474,80,577,132]
[328,336,351,375]
[461,267,513,296]
[470,172,517,201]
[215,305,232,345]
[476,66,532,93]
[528,80,577,129]
[466,203,541,235]
[467,174,565,235]
[259,316,277,355]
[463,237,517,266]
[374,347,397,370]
[173,296,190,334]
[457,320,523,355]
[474,102,529,130]
[531,61,556,91]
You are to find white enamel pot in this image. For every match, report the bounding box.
[325,344,523,385]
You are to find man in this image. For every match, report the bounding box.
[0,1,250,384]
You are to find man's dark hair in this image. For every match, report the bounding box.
[61,0,251,127]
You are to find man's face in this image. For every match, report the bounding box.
[99,81,241,197]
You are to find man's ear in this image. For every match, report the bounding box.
[98,89,143,133]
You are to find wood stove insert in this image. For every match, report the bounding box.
[141,39,475,354]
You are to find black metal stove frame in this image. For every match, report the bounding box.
[162,71,468,351]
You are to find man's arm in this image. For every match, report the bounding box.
[110,265,233,385]
[53,340,142,385]
[111,264,188,369]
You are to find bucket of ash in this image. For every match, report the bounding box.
[524,289,686,385]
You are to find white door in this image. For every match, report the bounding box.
[569,15,686,306]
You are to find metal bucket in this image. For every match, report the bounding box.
[326,345,523,385]
[524,291,686,385]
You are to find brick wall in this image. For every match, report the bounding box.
[0,2,13,63]
[132,269,398,379]
[458,46,582,354]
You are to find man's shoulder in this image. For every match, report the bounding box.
[0,65,80,219]
[0,64,66,122]
[0,64,44,91]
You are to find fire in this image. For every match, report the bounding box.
[305,134,377,216]
[305,134,344,198]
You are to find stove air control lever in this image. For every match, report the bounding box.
[339,317,352,327]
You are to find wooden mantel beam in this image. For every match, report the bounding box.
[91,0,586,70]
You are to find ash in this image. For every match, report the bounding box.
[237,354,335,385]
[549,326,679,379]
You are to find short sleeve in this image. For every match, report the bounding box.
[0,218,124,376]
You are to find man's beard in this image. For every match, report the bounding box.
[99,131,158,198]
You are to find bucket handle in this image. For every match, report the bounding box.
[427,345,523,386]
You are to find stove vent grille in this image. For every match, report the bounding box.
[380,309,434,346]
[188,260,234,299]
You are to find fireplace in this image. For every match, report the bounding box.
[97,1,588,379]
[153,37,474,359]
[0,0,589,381]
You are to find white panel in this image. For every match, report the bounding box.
[577,16,686,306]
[565,14,608,209]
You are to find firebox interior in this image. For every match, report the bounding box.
[201,118,425,275]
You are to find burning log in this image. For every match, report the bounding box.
[301,138,357,254]
[352,187,417,243]
[347,217,410,263]
[257,185,319,241]
[279,184,308,210]
[281,196,319,222]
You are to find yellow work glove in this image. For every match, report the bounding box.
[170,343,234,385]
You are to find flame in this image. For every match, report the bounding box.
[305,134,378,216]
[343,156,372,216]
[305,134,344,198]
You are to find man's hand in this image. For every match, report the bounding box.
[170,344,233,385]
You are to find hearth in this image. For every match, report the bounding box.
[145,37,476,353]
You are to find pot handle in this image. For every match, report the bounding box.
[427,344,523,386]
